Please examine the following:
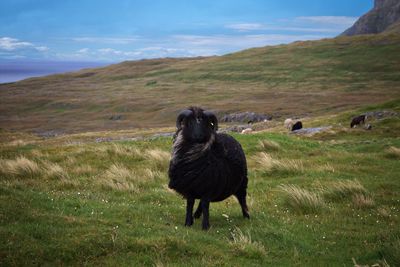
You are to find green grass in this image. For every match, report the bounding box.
[1,103,399,266]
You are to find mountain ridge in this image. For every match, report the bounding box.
[341,0,400,36]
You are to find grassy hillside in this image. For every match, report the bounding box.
[1,33,400,134]
[1,100,399,266]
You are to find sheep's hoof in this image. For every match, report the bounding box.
[202,223,210,230]
[185,218,193,227]
[202,226,210,230]
[243,213,250,219]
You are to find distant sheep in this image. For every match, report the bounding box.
[284,118,294,130]
[291,121,303,131]
[241,128,253,134]
[351,115,366,128]
[168,107,250,230]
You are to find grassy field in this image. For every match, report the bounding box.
[1,32,400,134]
[1,100,399,266]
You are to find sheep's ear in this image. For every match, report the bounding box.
[204,111,218,131]
[176,109,193,129]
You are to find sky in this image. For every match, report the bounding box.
[0,0,373,63]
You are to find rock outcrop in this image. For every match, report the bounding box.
[220,112,271,123]
[341,0,400,36]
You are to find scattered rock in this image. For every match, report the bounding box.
[95,136,142,143]
[220,112,272,123]
[290,127,333,136]
[109,115,124,121]
[35,130,64,138]
[95,137,114,143]
[364,110,398,120]
[219,125,250,133]
[149,132,175,139]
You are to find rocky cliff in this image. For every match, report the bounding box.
[341,0,400,36]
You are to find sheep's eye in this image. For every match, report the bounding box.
[210,122,214,126]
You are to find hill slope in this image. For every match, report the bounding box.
[1,100,400,266]
[342,0,400,36]
[1,32,400,134]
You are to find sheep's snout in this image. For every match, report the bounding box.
[191,125,206,142]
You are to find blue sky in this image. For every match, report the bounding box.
[0,0,373,62]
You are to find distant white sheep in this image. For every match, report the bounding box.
[241,128,253,134]
[284,119,294,130]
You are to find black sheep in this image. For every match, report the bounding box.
[168,107,250,230]
[291,121,303,131]
[350,115,366,128]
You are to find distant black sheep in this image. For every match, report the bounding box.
[291,121,303,131]
[168,107,249,230]
[350,115,366,128]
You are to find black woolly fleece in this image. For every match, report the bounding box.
[168,131,248,202]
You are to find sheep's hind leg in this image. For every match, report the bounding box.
[185,198,195,227]
[235,189,250,219]
[201,199,210,230]
[194,200,203,219]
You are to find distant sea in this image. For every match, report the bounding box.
[0,61,108,83]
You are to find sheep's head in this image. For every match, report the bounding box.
[175,107,218,143]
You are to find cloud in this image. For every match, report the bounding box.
[68,33,325,62]
[77,48,90,53]
[225,16,358,34]
[226,24,341,33]
[136,46,216,58]
[225,23,267,31]
[35,46,49,52]
[65,46,216,62]
[296,16,358,26]
[97,48,141,57]
[1,16,358,62]
[172,34,322,49]
[62,47,142,61]
[0,37,35,51]
[0,37,49,59]
[72,37,139,44]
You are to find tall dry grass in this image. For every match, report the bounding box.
[351,193,375,209]
[98,163,160,192]
[278,184,325,214]
[0,156,41,178]
[43,161,69,179]
[42,161,80,187]
[258,140,280,151]
[385,146,400,159]
[229,227,266,256]
[312,162,335,173]
[99,163,139,192]
[108,143,142,157]
[144,149,170,170]
[324,179,368,201]
[254,152,304,173]
[73,164,94,176]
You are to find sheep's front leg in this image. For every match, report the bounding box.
[201,199,210,230]
[185,198,195,226]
